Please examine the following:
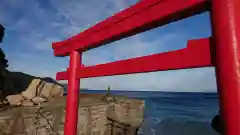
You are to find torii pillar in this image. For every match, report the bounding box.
[211,0,240,134]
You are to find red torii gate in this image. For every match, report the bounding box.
[52,0,240,135]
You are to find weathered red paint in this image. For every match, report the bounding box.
[211,0,240,134]
[52,0,209,56]
[56,38,212,80]
[64,51,81,135]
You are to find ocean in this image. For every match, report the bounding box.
[78,90,220,135]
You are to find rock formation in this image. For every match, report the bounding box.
[0,93,145,135]
[0,71,64,107]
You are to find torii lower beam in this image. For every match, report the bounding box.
[56,38,212,80]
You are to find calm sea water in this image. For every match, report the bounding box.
[77,90,220,135]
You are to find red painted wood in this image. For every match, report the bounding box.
[56,38,212,80]
[53,0,209,56]
[211,0,240,134]
[64,51,81,135]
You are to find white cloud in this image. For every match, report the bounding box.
[49,0,138,36]
[7,52,56,78]
[81,67,217,92]
[20,32,60,51]
[82,32,182,66]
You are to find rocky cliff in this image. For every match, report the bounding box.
[0,93,144,135]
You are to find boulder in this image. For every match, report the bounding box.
[1,72,64,106]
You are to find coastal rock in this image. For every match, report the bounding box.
[21,79,42,99]
[0,93,145,135]
[5,94,23,106]
[5,76,64,106]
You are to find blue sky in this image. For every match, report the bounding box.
[0,0,217,92]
